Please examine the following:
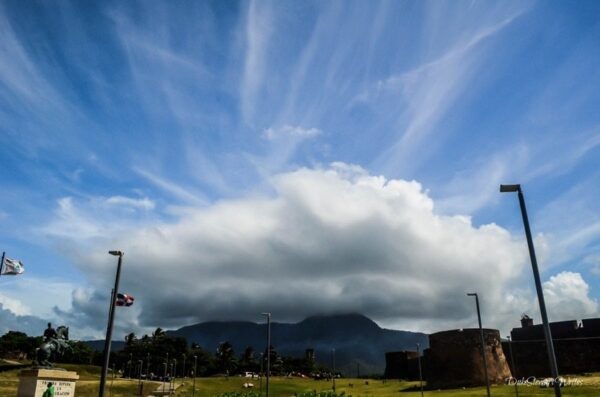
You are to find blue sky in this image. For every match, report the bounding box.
[0,0,599,339]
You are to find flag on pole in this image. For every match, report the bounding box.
[116,293,134,306]
[1,258,25,275]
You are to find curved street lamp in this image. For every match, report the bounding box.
[500,184,561,397]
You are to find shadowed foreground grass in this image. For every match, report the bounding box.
[1,365,600,397]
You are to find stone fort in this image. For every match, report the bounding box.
[385,315,600,388]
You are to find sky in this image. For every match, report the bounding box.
[0,0,599,340]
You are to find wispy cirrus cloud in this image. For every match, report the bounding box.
[105,196,155,210]
[133,167,207,206]
[262,125,322,141]
[369,10,526,176]
[241,0,273,125]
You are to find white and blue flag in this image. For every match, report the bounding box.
[1,257,25,275]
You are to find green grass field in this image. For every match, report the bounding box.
[1,364,599,396]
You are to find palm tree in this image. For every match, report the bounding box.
[124,332,138,346]
[152,328,166,340]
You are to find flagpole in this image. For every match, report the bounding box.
[0,251,5,278]
[99,251,124,397]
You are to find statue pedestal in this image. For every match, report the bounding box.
[17,369,79,397]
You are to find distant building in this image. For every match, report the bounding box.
[504,315,600,377]
[384,351,420,380]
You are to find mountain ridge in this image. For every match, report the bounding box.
[168,313,428,375]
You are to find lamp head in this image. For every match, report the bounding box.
[467,292,477,297]
[108,250,123,256]
[500,184,520,193]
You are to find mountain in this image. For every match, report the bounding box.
[168,313,428,375]
[84,339,125,352]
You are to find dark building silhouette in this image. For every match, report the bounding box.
[504,315,600,377]
[384,351,420,380]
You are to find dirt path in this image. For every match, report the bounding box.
[149,380,183,396]
[1,360,22,365]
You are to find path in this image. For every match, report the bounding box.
[1,360,22,365]
[149,380,183,396]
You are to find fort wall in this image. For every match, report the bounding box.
[426,328,511,389]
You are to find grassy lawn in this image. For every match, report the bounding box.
[175,376,600,397]
[1,366,600,396]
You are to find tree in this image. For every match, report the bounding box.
[152,328,166,340]
[263,345,283,375]
[239,346,258,372]
[190,344,215,376]
[215,341,237,374]
[0,331,41,359]
[125,332,138,346]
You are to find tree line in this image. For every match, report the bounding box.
[117,329,326,377]
[0,329,331,377]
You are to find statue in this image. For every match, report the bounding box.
[34,325,73,367]
[44,323,58,341]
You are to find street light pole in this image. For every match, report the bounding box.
[192,355,197,397]
[416,343,424,397]
[99,251,124,397]
[138,360,143,395]
[261,312,271,397]
[162,361,167,394]
[170,361,175,392]
[128,353,133,378]
[259,352,264,397]
[500,184,562,397]
[507,336,519,397]
[146,353,150,382]
[467,293,491,397]
[331,348,336,392]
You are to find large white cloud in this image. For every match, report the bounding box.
[543,271,599,321]
[42,164,597,334]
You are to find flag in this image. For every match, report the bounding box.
[1,258,24,275]
[116,293,134,307]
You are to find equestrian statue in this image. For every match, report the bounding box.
[34,323,73,367]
